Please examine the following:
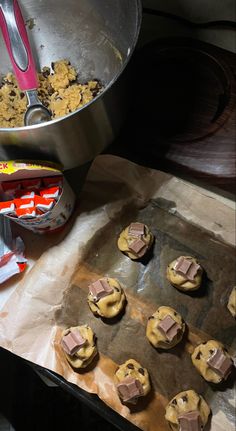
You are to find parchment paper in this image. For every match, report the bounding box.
[0,155,235,431]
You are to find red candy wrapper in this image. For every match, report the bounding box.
[14,199,34,209]
[15,190,37,199]
[0,201,15,215]
[40,186,60,200]
[34,196,55,212]
[16,207,37,219]
[21,178,42,189]
[43,176,63,188]
[2,180,21,198]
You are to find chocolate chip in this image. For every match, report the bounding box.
[42,70,50,78]
[51,62,55,70]
[9,90,16,96]
[69,79,77,86]
[174,312,177,316]
[196,351,202,360]
[138,368,145,375]
[148,316,155,320]
[172,399,177,405]
[182,395,188,402]
[20,92,25,99]
[209,349,214,354]
[127,363,134,369]
[2,79,13,85]
[115,287,120,292]
[47,85,55,96]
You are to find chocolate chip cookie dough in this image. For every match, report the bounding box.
[61,325,97,369]
[0,59,102,128]
[191,340,234,383]
[167,256,203,292]
[165,389,211,431]
[115,359,151,405]
[227,286,236,318]
[117,222,154,260]
[146,306,185,349]
[88,277,126,318]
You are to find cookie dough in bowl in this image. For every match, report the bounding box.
[117,222,154,260]
[167,256,203,292]
[0,60,102,128]
[146,306,185,349]
[88,277,126,318]
[165,389,211,431]
[191,339,234,383]
[115,359,151,405]
[61,325,97,369]
[227,286,236,318]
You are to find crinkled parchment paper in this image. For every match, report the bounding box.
[0,155,235,431]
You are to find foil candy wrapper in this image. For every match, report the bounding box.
[0,217,27,284]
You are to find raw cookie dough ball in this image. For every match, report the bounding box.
[117,222,154,260]
[115,359,151,404]
[227,287,236,318]
[167,256,203,292]
[88,277,126,318]
[191,340,234,383]
[146,306,185,349]
[61,325,97,369]
[165,389,211,431]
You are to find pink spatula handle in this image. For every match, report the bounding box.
[0,0,38,91]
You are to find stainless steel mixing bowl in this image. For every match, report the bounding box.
[0,0,142,168]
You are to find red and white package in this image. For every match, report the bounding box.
[43,176,63,188]
[34,196,55,212]
[0,201,15,215]
[14,198,34,209]
[16,207,37,219]
[40,186,60,200]
[15,190,37,199]
[21,178,42,189]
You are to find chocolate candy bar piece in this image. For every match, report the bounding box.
[89,278,113,301]
[128,222,145,237]
[61,330,86,355]
[207,348,233,379]
[178,411,202,431]
[174,257,200,281]
[158,315,181,341]
[128,238,147,254]
[117,377,144,403]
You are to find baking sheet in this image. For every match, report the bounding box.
[0,155,235,431]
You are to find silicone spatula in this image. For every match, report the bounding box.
[0,0,51,125]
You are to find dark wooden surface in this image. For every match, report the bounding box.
[108,38,236,195]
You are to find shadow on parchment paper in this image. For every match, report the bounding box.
[127,385,156,414]
[55,198,236,423]
[72,352,100,375]
[100,302,128,326]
